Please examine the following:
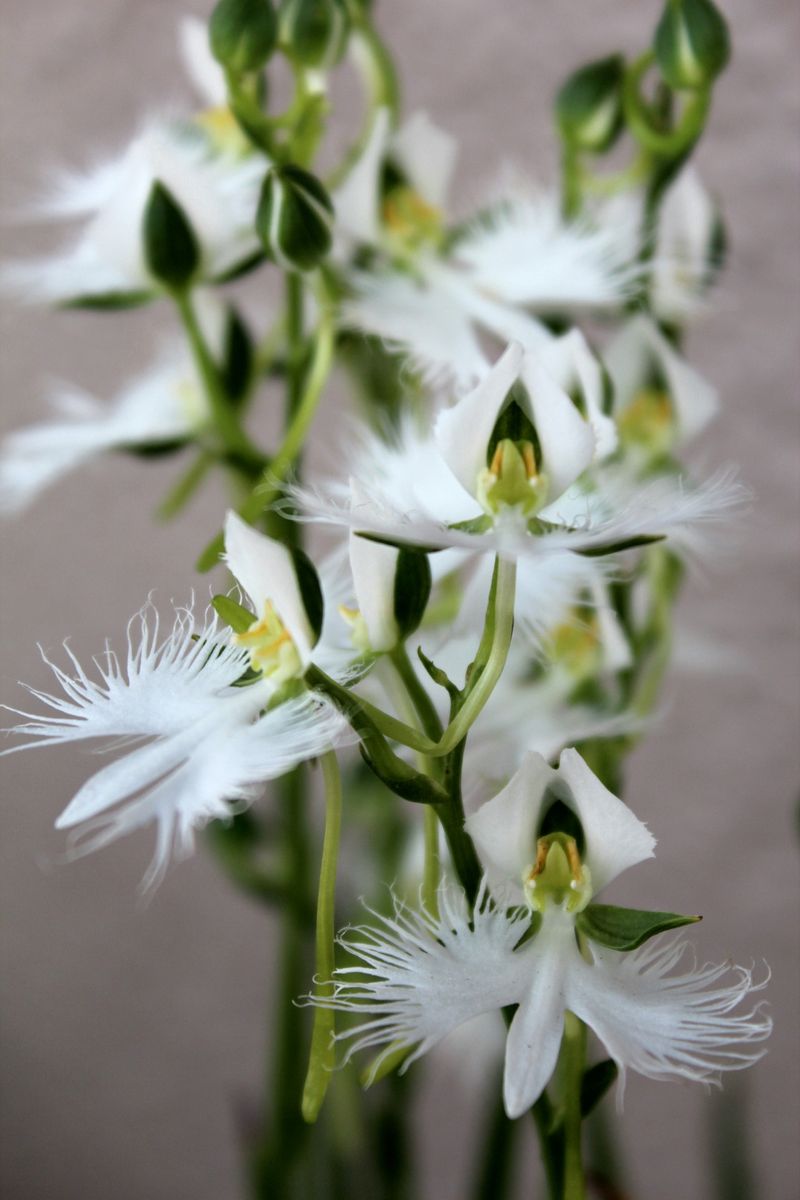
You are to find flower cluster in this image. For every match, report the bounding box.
[2,0,769,1191]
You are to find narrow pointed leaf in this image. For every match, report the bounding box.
[577,903,701,951]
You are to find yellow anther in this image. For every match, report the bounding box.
[523,833,592,914]
[232,601,303,682]
[521,442,538,479]
[381,187,443,247]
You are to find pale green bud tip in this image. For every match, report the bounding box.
[524,834,593,914]
[477,439,549,517]
[654,0,731,91]
[210,0,277,73]
[278,0,350,69]
[556,54,625,152]
[256,164,334,272]
[142,181,200,290]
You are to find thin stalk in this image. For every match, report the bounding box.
[561,1013,588,1200]
[470,1079,520,1200]
[174,289,263,466]
[302,750,343,1123]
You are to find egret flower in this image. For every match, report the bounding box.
[291,342,741,565]
[333,109,640,386]
[316,750,771,1117]
[3,124,263,304]
[0,342,210,514]
[2,600,347,891]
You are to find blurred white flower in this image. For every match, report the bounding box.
[316,750,771,1117]
[3,125,263,303]
[651,168,722,323]
[2,600,347,891]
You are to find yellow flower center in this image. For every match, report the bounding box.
[382,186,444,250]
[617,388,676,458]
[549,611,603,682]
[477,438,549,516]
[523,834,592,914]
[232,601,303,682]
[338,604,372,655]
[194,106,252,157]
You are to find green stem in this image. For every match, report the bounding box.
[561,1013,587,1200]
[387,644,444,743]
[157,449,214,520]
[470,1077,520,1200]
[623,52,710,158]
[174,289,264,467]
[302,750,343,1124]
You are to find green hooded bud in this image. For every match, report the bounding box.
[256,164,334,271]
[210,0,277,74]
[555,54,625,152]
[142,181,200,290]
[278,0,349,69]
[654,0,731,91]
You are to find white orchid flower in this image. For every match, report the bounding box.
[651,167,723,323]
[606,315,718,457]
[0,344,209,514]
[223,511,358,684]
[317,749,771,1118]
[292,342,741,566]
[3,125,263,303]
[178,15,229,110]
[2,600,347,892]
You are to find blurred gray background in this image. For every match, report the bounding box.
[1,1,798,1197]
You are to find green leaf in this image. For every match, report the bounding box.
[212,594,256,633]
[577,903,700,951]
[393,548,432,641]
[580,1059,618,1116]
[576,533,666,558]
[59,289,154,311]
[143,181,200,290]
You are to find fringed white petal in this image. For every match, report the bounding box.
[340,270,490,389]
[567,938,772,1100]
[455,191,640,310]
[3,599,254,748]
[316,884,532,1073]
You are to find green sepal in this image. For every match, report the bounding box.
[359,1041,409,1088]
[122,438,189,459]
[654,0,731,92]
[221,307,254,405]
[290,545,324,645]
[359,745,446,805]
[210,250,267,285]
[256,164,334,272]
[210,0,277,73]
[576,533,666,558]
[59,289,154,311]
[393,548,432,641]
[447,514,493,536]
[278,0,349,68]
[142,181,200,290]
[577,903,700,951]
[212,594,256,634]
[580,1059,618,1116]
[556,54,625,152]
[355,530,444,555]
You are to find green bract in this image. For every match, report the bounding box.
[279,0,349,69]
[576,903,700,951]
[142,181,200,291]
[654,0,731,91]
[210,0,277,73]
[555,54,625,152]
[257,165,334,272]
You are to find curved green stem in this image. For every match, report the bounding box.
[302,749,343,1123]
[623,52,710,158]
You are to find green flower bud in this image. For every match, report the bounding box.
[210,0,277,74]
[256,164,334,271]
[654,0,731,91]
[278,0,349,69]
[555,54,625,152]
[142,181,200,291]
